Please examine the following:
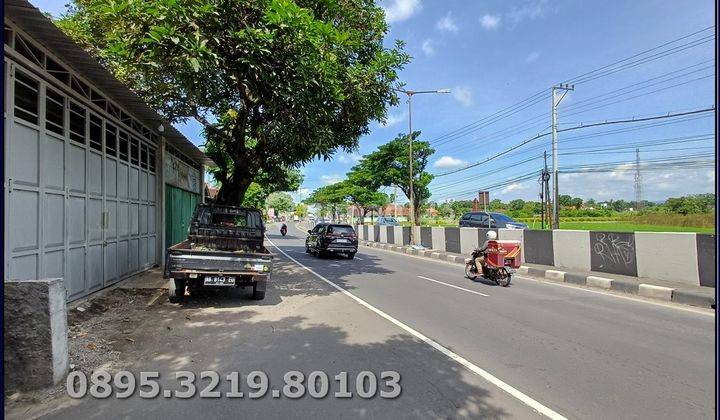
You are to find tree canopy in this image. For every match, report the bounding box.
[265,191,294,214]
[353,132,434,224]
[57,0,409,204]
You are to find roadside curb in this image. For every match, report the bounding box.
[359,241,716,309]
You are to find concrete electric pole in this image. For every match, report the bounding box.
[551,83,574,229]
[634,148,642,211]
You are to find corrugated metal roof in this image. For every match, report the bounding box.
[4,0,214,166]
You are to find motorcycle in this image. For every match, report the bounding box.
[280,223,287,236]
[464,240,521,287]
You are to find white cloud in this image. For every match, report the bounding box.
[525,51,540,63]
[421,39,435,56]
[507,0,550,25]
[290,188,310,202]
[338,152,362,164]
[382,0,422,23]
[479,14,501,30]
[452,86,473,106]
[381,113,405,128]
[321,174,343,185]
[436,12,459,32]
[501,182,529,194]
[433,156,467,169]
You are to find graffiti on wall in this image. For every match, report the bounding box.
[590,232,638,276]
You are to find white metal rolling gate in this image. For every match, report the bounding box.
[4,54,158,300]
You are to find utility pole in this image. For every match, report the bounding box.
[552,83,574,229]
[393,87,450,245]
[634,148,642,211]
[539,151,550,229]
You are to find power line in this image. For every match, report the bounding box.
[433,107,715,178]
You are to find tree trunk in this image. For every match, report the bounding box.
[216,175,253,206]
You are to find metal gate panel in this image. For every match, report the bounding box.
[68,196,85,245]
[118,202,129,236]
[129,238,139,271]
[130,203,139,235]
[88,153,102,195]
[118,163,128,199]
[104,242,117,283]
[43,193,64,247]
[68,144,85,193]
[11,123,39,187]
[105,159,117,197]
[140,171,148,200]
[43,249,64,279]
[87,245,103,291]
[118,240,129,275]
[67,247,85,299]
[129,167,139,199]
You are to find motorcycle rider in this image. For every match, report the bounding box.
[280,222,287,236]
[475,230,497,274]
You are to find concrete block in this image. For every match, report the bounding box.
[638,284,673,301]
[516,266,529,275]
[379,226,388,243]
[404,248,414,254]
[545,270,566,281]
[610,279,639,294]
[446,255,465,264]
[444,228,461,253]
[564,273,587,285]
[393,226,404,246]
[460,228,480,254]
[430,252,442,259]
[696,234,716,287]
[635,232,699,286]
[527,267,546,278]
[552,230,591,272]
[498,229,524,264]
[431,227,446,251]
[4,278,68,391]
[412,226,422,246]
[671,289,715,308]
[586,276,613,289]
[524,230,554,265]
[590,231,637,277]
[418,250,431,257]
[420,227,433,248]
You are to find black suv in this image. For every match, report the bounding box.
[458,211,528,229]
[305,223,358,259]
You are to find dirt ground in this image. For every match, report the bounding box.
[4,287,165,417]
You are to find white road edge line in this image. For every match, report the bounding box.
[417,275,489,297]
[267,238,567,420]
[361,245,715,317]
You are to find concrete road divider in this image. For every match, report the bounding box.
[638,284,674,301]
[586,276,613,289]
[545,270,566,281]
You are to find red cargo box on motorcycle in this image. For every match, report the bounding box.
[485,240,522,269]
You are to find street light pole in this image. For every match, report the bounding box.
[393,87,450,245]
[551,83,574,229]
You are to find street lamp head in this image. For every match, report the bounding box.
[436,89,451,94]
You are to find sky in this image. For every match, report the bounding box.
[34,0,716,205]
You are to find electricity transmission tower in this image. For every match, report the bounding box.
[634,148,642,210]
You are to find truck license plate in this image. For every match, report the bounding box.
[336,239,350,243]
[204,276,236,286]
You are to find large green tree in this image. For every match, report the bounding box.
[266,191,294,214]
[57,0,409,204]
[356,132,434,224]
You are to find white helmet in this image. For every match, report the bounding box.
[486,231,497,240]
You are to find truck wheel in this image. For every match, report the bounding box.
[252,285,266,300]
[169,279,186,303]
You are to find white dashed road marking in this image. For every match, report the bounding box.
[417,275,490,297]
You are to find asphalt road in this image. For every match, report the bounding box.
[268,222,715,419]
[32,222,714,420]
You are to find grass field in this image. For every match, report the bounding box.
[528,221,715,233]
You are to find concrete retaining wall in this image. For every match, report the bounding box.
[431,227,446,251]
[552,230,591,272]
[460,228,479,254]
[360,225,714,287]
[635,232,698,285]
